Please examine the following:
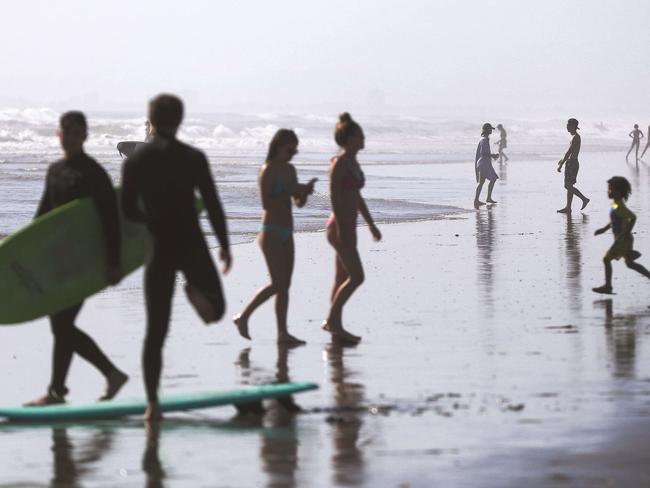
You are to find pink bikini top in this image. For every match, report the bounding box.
[331,157,365,190]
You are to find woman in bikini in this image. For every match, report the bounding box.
[234,129,316,346]
[322,113,382,344]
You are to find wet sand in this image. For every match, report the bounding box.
[1,153,650,486]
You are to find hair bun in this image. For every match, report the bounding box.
[339,112,352,123]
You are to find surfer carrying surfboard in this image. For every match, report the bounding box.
[26,111,129,406]
[121,94,232,421]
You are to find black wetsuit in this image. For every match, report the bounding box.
[121,135,229,401]
[36,151,121,396]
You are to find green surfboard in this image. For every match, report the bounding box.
[0,383,318,422]
[0,194,203,324]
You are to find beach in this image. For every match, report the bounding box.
[0,144,649,486]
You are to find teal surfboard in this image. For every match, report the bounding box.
[0,193,205,324]
[0,383,318,422]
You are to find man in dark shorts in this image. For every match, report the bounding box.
[121,94,232,421]
[557,118,589,213]
[27,111,128,406]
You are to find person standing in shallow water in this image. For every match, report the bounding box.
[322,113,382,345]
[233,129,317,346]
[121,94,231,421]
[626,124,644,162]
[593,176,650,294]
[557,118,589,213]
[26,111,128,406]
[495,123,509,163]
[474,123,500,209]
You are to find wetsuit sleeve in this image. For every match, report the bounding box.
[121,158,146,223]
[91,166,121,266]
[35,166,53,218]
[196,154,230,250]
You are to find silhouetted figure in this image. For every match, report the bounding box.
[121,94,231,421]
[626,124,644,162]
[640,125,650,159]
[557,118,589,213]
[593,176,650,294]
[234,130,316,346]
[322,113,382,345]
[474,123,499,209]
[26,111,128,406]
[495,123,508,163]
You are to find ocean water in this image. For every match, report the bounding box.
[0,109,633,241]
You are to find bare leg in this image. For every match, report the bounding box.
[625,258,650,280]
[635,142,640,161]
[641,142,650,158]
[325,227,363,344]
[503,150,509,162]
[626,142,635,160]
[572,187,589,210]
[233,232,277,340]
[486,179,497,203]
[593,257,613,294]
[474,178,486,209]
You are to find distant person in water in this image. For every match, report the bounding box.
[26,111,128,406]
[474,123,499,209]
[593,176,650,294]
[122,94,231,421]
[495,123,509,163]
[233,129,317,346]
[640,124,650,159]
[144,119,154,143]
[626,124,644,162]
[323,113,381,344]
[557,118,589,213]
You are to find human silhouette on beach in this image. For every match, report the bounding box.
[233,129,316,347]
[474,123,499,209]
[26,111,128,406]
[626,124,643,163]
[640,125,650,159]
[121,94,231,421]
[322,113,381,345]
[593,176,650,294]
[495,123,508,163]
[557,118,589,213]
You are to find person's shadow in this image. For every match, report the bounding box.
[594,299,638,379]
[475,207,496,317]
[50,427,114,488]
[562,213,588,311]
[324,342,366,486]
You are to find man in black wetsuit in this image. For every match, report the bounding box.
[121,94,231,421]
[27,111,129,406]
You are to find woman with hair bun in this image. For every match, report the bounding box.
[323,113,381,344]
[234,129,317,346]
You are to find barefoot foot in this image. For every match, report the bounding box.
[233,314,251,340]
[474,200,485,210]
[486,199,497,204]
[99,370,129,401]
[278,333,306,347]
[581,198,590,210]
[557,207,570,214]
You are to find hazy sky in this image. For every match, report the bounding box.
[2,0,649,116]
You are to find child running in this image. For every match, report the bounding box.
[233,129,316,346]
[593,176,650,294]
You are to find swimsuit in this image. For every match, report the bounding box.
[327,159,365,229]
[606,201,640,261]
